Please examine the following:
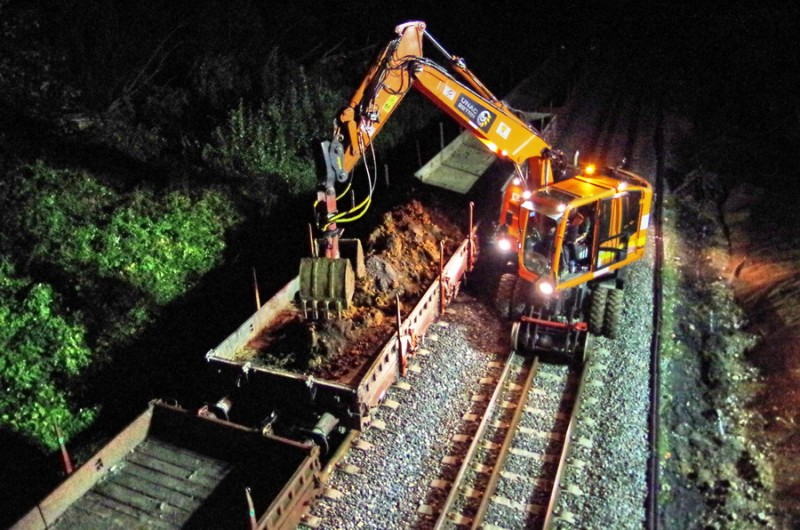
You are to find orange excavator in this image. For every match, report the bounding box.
[299,21,652,356]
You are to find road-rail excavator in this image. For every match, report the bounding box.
[299,21,652,357]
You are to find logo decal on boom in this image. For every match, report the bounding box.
[456,94,496,133]
[382,94,399,113]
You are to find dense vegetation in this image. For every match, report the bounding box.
[0,1,438,454]
[0,158,245,450]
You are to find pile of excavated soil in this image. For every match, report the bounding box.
[248,200,465,382]
[722,183,800,527]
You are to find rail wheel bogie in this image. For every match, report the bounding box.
[507,285,588,362]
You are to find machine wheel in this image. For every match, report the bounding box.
[603,288,624,339]
[589,288,608,335]
[494,273,516,318]
[509,278,529,319]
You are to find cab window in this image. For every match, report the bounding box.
[522,212,557,276]
[595,191,642,269]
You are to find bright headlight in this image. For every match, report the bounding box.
[538,280,554,296]
[497,238,513,252]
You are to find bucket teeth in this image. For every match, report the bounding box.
[300,298,345,320]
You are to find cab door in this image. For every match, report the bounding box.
[594,190,643,270]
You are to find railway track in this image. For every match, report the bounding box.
[309,58,663,529]
[422,350,589,530]
[10,35,670,528]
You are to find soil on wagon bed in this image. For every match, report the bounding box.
[238,199,465,385]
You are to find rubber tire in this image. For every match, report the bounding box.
[603,288,624,339]
[509,278,529,319]
[494,273,516,319]
[589,288,608,335]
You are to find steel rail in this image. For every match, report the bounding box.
[432,352,523,530]
[469,355,540,529]
[646,96,667,530]
[542,354,591,529]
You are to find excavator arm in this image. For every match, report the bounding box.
[326,21,555,182]
[301,21,557,317]
[410,57,552,170]
[309,21,426,273]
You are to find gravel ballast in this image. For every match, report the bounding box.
[554,253,654,529]
[303,249,655,529]
[304,293,506,529]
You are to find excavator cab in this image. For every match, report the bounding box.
[520,210,558,277]
[505,165,652,356]
[516,165,651,293]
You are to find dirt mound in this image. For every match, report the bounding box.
[249,199,465,382]
[355,200,465,308]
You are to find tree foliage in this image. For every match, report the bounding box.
[0,260,96,451]
[6,162,241,308]
[202,51,340,197]
[96,189,239,305]
[0,162,241,449]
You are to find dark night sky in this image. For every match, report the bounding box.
[20,0,798,107]
[270,1,799,113]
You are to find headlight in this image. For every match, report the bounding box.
[537,280,554,296]
[497,238,513,252]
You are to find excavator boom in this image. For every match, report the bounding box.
[300,21,554,317]
[299,21,558,318]
[297,21,652,343]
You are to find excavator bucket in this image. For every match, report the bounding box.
[298,257,354,318]
[297,239,363,319]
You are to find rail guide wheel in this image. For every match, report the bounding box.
[510,320,522,352]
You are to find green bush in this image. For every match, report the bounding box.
[11,162,118,268]
[95,189,240,305]
[0,161,242,448]
[204,99,316,194]
[8,162,240,307]
[0,260,97,451]
[0,160,242,349]
[202,52,341,198]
